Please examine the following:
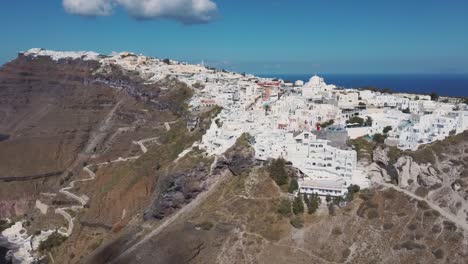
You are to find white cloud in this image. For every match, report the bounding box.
[62,0,114,16]
[62,0,218,24]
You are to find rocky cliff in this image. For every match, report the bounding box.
[370,131,468,223]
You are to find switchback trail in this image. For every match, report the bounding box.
[49,130,168,236]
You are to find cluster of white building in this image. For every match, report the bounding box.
[23,49,468,197]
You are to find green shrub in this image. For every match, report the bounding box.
[432,249,444,259]
[292,195,304,215]
[269,158,288,186]
[196,221,214,231]
[383,126,392,134]
[306,193,320,214]
[383,223,394,230]
[277,199,292,216]
[38,232,67,252]
[290,216,304,229]
[0,219,13,233]
[415,187,429,197]
[288,178,299,193]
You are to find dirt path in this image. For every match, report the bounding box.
[378,182,468,232]
[109,165,229,264]
[51,132,166,236]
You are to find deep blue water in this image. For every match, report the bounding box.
[257,74,468,97]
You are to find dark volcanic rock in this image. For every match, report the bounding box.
[144,163,210,220]
[144,135,255,221]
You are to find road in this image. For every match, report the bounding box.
[51,133,164,236]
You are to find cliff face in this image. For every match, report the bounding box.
[0,52,222,263]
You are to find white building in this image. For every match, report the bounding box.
[255,131,357,196]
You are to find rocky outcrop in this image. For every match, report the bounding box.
[370,132,468,221]
[394,156,441,189]
[373,146,390,167]
[144,162,210,220]
[144,135,255,221]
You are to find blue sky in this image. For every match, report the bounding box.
[1,0,468,74]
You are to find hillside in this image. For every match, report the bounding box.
[1,50,468,264]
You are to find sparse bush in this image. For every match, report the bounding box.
[345,185,360,202]
[290,216,304,229]
[432,249,444,259]
[342,248,351,260]
[407,223,418,231]
[417,200,430,210]
[443,221,457,231]
[415,187,429,197]
[399,240,426,250]
[383,223,393,230]
[431,224,442,234]
[196,221,214,231]
[331,227,342,236]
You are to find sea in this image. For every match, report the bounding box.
[257,74,468,97]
